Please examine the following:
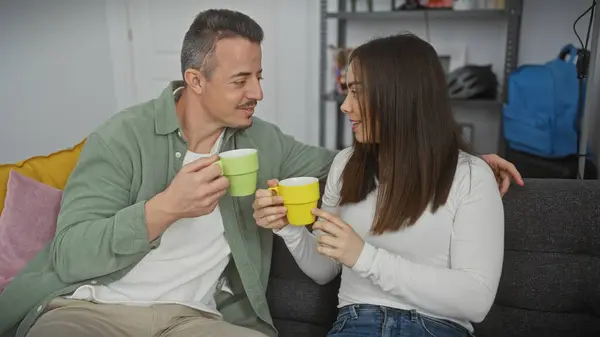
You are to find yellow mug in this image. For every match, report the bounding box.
[268,177,320,226]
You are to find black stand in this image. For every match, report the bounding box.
[577,1,598,178]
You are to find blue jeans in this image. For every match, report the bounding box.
[327,304,475,337]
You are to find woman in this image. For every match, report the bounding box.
[255,33,504,337]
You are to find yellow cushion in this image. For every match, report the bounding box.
[0,139,86,215]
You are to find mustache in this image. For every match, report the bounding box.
[238,100,257,109]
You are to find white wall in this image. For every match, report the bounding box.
[0,0,118,163]
[519,0,594,65]
[0,0,596,163]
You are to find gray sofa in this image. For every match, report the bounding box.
[266,178,600,337]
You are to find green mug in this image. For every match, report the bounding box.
[216,148,259,197]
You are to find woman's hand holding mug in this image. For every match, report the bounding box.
[253,179,289,230]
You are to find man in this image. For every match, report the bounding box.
[0,9,523,337]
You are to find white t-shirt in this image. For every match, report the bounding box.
[69,129,232,317]
[275,147,504,331]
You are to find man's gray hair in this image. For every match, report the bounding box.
[181,9,264,80]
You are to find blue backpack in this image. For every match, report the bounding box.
[503,44,584,158]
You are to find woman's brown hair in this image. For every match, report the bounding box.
[339,33,471,235]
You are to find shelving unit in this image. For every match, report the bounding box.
[326,8,507,20]
[318,0,524,153]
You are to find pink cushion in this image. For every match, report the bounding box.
[0,170,62,292]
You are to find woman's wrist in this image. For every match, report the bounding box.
[273,224,305,238]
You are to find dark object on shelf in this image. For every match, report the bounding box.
[447,64,498,100]
[393,0,454,11]
[394,0,427,10]
[505,147,598,179]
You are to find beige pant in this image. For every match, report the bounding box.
[26,298,268,337]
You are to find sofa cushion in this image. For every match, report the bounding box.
[473,178,600,337]
[0,139,85,215]
[0,170,63,292]
[267,235,340,337]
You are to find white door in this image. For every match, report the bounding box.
[117,0,320,145]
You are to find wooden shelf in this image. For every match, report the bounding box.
[325,9,509,20]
